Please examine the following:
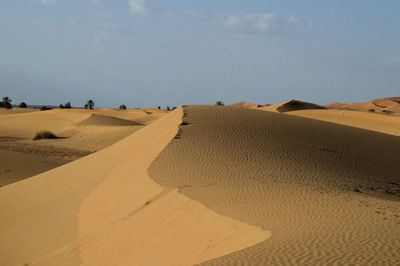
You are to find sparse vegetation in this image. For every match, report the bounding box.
[166,106,178,111]
[215,101,224,106]
[119,104,127,110]
[59,102,72,109]
[85,100,95,109]
[40,106,52,111]
[1,96,12,109]
[33,131,58,140]
[19,102,27,108]
[382,110,393,115]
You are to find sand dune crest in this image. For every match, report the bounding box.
[76,114,142,127]
[0,108,269,266]
[150,106,400,265]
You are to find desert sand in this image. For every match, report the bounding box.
[289,109,400,137]
[256,98,400,137]
[256,99,325,113]
[0,108,164,186]
[150,105,400,265]
[1,101,399,265]
[0,108,268,266]
[326,97,400,114]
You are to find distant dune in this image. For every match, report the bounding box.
[150,105,400,265]
[257,99,325,113]
[0,108,162,186]
[229,101,258,109]
[77,114,142,127]
[276,99,325,112]
[288,109,400,137]
[326,97,400,114]
[256,97,400,136]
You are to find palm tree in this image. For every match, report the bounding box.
[215,100,224,106]
[2,96,12,109]
[85,100,95,110]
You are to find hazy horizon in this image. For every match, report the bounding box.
[1,1,399,107]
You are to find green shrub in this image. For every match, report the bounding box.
[40,106,52,111]
[33,131,58,141]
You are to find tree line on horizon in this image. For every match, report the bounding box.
[2,96,179,111]
[0,96,96,110]
[0,96,27,109]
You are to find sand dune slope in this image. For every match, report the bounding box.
[76,114,142,127]
[229,101,258,109]
[0,109,91,138]
[289,109,400,136]
[77,109,157,124]
[258,99,325,113]
[327,97,400,114]
[0,108,38,115]
[150,106,400,265]
[276,99,325,112]
[0,110,146,185]
[0,108,268,266]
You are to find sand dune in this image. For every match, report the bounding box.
[327,97,400,114]
[150,106,400,265]
[0,109,150,185]
[0,149,67,187]
[0,108,38,115]
[0,108,164,139]
[0,109,91,138]
[77,114,142,127]
[83,108,158,124]
[2,104,399,265]
[0,108,268,266]
[229,101,258,109]
[257,99,325,113]
[289,109,400,137]
[276,99,325,112]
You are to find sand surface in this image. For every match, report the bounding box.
[0,108,268,266]
[326,97,400,115]
[0,149,67,187]
[149,106,400,265]
[289,109,400,137]
[256,99,325,113]
[0,108,160,185]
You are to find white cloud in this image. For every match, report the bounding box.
[129,0,149,15]
[222,13,310,34]
[34,0,57,5]
[125,2,311,36]
[91,22,118,43]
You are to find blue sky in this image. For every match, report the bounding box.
[0,0,399,107]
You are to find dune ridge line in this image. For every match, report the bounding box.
[0,108,269,266]
[149,105,400,265]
